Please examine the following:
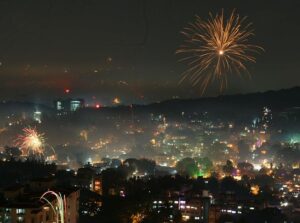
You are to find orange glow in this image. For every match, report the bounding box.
[251,185,260,195]
[95,181,101,186]
[113,97,121,104]
[131,213,145,223]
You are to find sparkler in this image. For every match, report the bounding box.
[177,10,263,94]
[40,191,66,223]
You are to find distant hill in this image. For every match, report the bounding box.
[0,101,53,113]
[2,87,300,120]
[76,87,300,122]
[146,86,300,112]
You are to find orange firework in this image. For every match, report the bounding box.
[177,10,263,94]
[15,127,45,156]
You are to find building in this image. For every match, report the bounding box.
[150,191,215,222]
[54,98,85,114]
[33,111,42,123]
[92,175,103,195]
[0,178,80,223]
[180,199,202,222]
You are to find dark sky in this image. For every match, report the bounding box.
[0,0,299,105]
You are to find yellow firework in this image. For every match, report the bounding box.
[176,10,263,94]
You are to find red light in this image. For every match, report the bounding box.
[96,104,101,109]
[65,89,70,94]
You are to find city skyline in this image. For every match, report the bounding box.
[1,1,300,223]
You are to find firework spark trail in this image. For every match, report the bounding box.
[40,191,66,223]
[176,10,263,94]
[15,127,45,156]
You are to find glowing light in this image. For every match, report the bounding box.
[233,175,241,181]
[113,97,121,104]
[251,185,260,195]
[0,127,7,134]
[106,57,112,63]
[182,215,190,221]
[80,130,88,141]
[177,10,263,94]
[150,139,156,145]
[253,164,261,171]
[64,89,70,94]
[261,150,267,155]
[130,213,145,223]
[281,202,289,207]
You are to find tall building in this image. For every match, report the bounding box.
[33,110,42,123]
[54,99,85,114]
[202,190,210,223]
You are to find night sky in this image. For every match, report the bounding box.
[0,0,299,105]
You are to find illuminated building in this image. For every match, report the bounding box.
[180,199,202,222]
[150,191,214,223]
[33,110,42,123]
[56,100,63,111]
[92,175,103,195]
[70,100,83,112]
[54,98,85,114]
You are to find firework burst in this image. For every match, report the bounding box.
[176,10,263,94]
[15,127,45,156]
